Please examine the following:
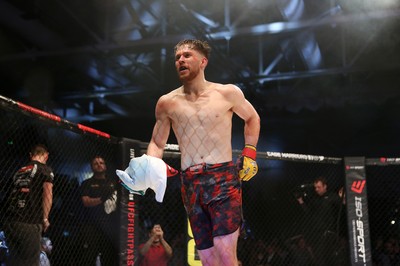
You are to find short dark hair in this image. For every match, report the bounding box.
[91,155,106,166]
[30,144,48,156]
[314,176,327,185]
[147,223,161,233]
[174,39,212,59]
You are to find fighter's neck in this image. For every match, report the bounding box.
[183,79,209,96]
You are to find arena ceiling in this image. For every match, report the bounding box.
[0,0,399,155]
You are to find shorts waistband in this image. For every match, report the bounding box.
[182,161,234,174]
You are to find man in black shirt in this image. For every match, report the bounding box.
[4,144,54,266]
[80,156,118,266]
[296,176,343,266]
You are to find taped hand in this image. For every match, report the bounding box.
[237,144,258,181]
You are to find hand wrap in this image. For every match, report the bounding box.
[237,144,258,181]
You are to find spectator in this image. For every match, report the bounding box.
[264,240,284,266]
[248,239,268,266]
[80,156,119,266]
[286,235,316,266]
[4,144,54,266]
[296,176,343,266]
[372,235,385,265]
[375,237,400,266]
[138,224,172,266]
[39,237,53,266]
[0,231,8,266]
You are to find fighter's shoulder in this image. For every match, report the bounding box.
[213,83,242,94]
[212,83,244,101]
[156,87,184,108]
[159,87,183,101]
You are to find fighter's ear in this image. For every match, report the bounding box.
[201,57,208,68]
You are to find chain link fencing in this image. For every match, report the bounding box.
[0,96,120,266]
[0,94,399,266]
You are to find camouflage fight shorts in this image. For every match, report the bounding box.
[181,161,242,250]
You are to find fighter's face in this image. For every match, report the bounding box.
[314,181,327,196]
[175,45,205,81]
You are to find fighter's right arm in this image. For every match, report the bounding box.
[147,96,171,159]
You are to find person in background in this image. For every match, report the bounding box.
[4,144,54,266]
[139,224,173,266]
[39,237,53,266]
[0,231,8,266]
[286,235,316,266]
[264,240,284,266]
[80,156,118,266]
[296,176,343,266]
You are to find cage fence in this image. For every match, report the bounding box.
[0,95,399,266]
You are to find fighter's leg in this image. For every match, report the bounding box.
[181,169,218,265]
[197,246,220,266]
[205,163,241,266]
[213,228,240,266]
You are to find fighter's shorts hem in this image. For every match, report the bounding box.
[212,223,242,239]
[195,223,243,250]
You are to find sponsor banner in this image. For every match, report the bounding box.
[165,143,180,151]
[366,157,400,166]
[344,157,372,266]
[118,138,142,266]
[264,151,342,164]
[159,147,344,165]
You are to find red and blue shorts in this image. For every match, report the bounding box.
[181,161,242,250]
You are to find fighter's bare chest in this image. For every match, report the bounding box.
[174,104,213,122]
[170,99,228,124]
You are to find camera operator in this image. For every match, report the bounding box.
[295,176,345,266]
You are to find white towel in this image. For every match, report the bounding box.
[116,154,168,203]
[104,191,117,214]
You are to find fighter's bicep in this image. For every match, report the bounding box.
[151,117,171,146]
[229,87,256,121]
[235,101,257,121]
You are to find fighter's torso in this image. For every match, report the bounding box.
[166,84,234,169]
